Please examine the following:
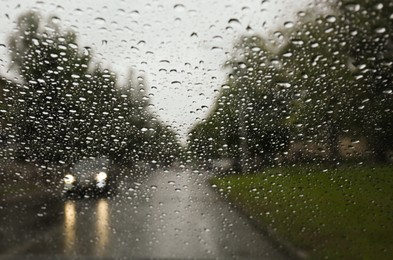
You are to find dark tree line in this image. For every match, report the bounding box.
[0,11,180,166]
[189,0,393,170]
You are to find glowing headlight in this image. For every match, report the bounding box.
[96,171,107,182]
[64,174,75,184]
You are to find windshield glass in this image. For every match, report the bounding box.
[1,0,392,259]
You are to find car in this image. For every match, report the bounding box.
[63,156,116,197]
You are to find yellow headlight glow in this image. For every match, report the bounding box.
[64,174,75,184]
[96,171,107,182]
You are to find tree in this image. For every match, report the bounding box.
[336,0,393,161]
[282,0,393,162]
[6,11,92,162]
[280,14,361,161]
[189,35,291,171]
[3,11,181,165]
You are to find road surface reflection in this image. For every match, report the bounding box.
[96,199,109,256]
[1,169,287,259]
[64,201,76,254]
[63,198,110,257]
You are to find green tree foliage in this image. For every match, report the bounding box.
[190,0,393,168]
[283,0,393,161]
[3,11,180,165]
[189,36,291,170]
[336,0,393,161]
[280,14,361,160]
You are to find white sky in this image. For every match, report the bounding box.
[0,0,312,141]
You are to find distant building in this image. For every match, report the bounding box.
[285,136,369,163]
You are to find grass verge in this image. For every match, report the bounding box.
[210,165,393,259]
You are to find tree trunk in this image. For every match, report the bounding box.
[327,123,340,162]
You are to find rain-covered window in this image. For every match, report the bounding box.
[1,0,392,259]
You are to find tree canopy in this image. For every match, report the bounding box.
[1,11,180,166]
[189,0,393,170]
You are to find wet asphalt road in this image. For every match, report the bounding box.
[0,168,288,259]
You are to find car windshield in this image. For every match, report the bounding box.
[1,0,392,259]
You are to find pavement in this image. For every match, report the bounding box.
[0,167,289,259]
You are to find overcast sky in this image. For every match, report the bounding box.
[0,0,312,141]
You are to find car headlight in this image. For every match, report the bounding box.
[95,171,107,182]
[64,174,75,184]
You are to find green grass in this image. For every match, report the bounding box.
[210,165,393,259]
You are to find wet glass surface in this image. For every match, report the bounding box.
[0,0,392,259]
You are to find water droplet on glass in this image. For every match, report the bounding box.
[284,21,294,28]
[345,3,360,12]
[326,15,336,23]
[51,16,61,24]
[375,27,386,34]
[228,18,241,27]
[94,17,106,25]
[174,4,186,12]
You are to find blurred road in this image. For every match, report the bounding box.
[0,167,288,259]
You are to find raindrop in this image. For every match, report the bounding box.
[228,18,241,26]
[238,62,247,69]
[68,43,78,49]
[211,46,223,51]
[375,27,386,34]
[284,21,294,28]
[51,16,61,24]
[32,38,39,46]
[130,10,140,18]
[291,38,304,45]
[345,3,360,12]
[374,3,383,10]
[94,17,106,25]
[83,47,90,56]
[326,15,336,23]
[174,4,186,12]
